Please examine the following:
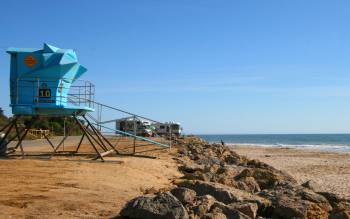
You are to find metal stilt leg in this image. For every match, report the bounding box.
[75,133,85,153]
[74,116,104,161]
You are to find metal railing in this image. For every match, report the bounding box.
[90,100,175,150]
[67,80,95,108]
[11,78,95,109]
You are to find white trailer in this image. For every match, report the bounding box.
[155,122,182,137]
[115,117,155,137]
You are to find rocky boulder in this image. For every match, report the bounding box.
[202,212,228,219]
[228,202,258,218]
[211,202,252,219]
[170,187,196,205]
[329,210,350,219]
[235,167,297,190]
[221,150,248,166]
[235,177,261,193]
[246,159,274,170]
[302,180,321,192]
[176,180,270,208]
[179,162,205,173]
[190,195,216,217]
[120,192,189,219]
[318,192,350,219]
[260,185,332,219]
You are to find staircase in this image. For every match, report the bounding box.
[67,96,171,157]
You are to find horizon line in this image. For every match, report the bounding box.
[191,133,350,135]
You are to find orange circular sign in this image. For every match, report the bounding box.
[24,55,37,68]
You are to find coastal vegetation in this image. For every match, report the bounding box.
[0,109,82,137]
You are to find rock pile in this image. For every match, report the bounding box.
[120,137,350,219]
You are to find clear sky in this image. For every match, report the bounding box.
[1,0,350,134]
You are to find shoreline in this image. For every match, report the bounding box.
[199,133,350,153]
[220,142,350,153]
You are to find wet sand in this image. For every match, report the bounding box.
[231,145,350,199]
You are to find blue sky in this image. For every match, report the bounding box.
[1,0,350,134]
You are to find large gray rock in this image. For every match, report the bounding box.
[273,196,329,219]
[228,202,258,219]
[325,196,350,219]
[211,202,251,219]
[329,210,350,219]
[333,201,350,212]
[221,150,248,166]
[170,187,196,204]
[191,195,216,217]
[120,192,189,219]
[317,192,350,209]
[176,180,270,208]
[180,162,205,173]
[260,186,332,219]
[297,188,329,204]
[246,159,274,170]
[301,180,321,192]
[235,167,297,190]
[318,192,342,203]
[236,177,261,193]
[216,165,242,178]
[201,212,228,219]
[215,165,243,187]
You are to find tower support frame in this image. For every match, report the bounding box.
[0,114,120,161]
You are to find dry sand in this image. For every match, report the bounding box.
[0,137,182,218]
[231,145,350,199]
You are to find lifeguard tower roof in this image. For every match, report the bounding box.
[7,43,95,116]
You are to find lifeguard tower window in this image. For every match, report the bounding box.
[6,43,95,116]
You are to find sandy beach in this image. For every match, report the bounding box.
[231,144,350,199]
[0,137,181,218]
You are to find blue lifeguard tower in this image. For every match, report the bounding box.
[0,43,171,161]
[0,43,116,160]
[7,43,94,116]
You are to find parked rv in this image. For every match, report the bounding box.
[115,117,156,137]
[155,122,182,137]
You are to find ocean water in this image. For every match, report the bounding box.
[198,134,350,153]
